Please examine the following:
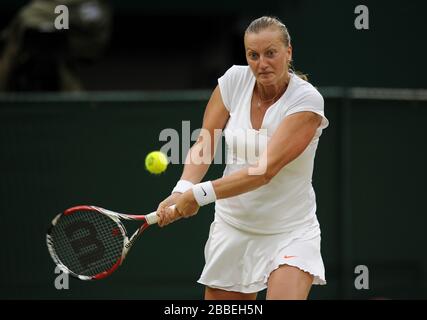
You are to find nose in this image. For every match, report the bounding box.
[259,55,269,70]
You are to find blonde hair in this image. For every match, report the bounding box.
[245,16,308,81]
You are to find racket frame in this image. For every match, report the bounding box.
[46,205,159,280]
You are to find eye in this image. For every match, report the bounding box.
[266,50,275,58]
[248,52,258,60]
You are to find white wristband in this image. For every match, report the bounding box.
[172,180,194,194]
[192,181,217,206]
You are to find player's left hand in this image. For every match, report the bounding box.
[157,190,199,227]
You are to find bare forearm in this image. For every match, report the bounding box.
[179,124,224,184]
[181,162,211,184]
[212,167,267,199]
[180,140,214,184]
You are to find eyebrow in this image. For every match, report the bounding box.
[246,44,277,52]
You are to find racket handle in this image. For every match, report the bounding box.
[145,205,176,225]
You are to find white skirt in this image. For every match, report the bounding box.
[197,214,326,293]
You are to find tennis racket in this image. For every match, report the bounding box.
[46,205,173,280]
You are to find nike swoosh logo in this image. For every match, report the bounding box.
[284,255,297,259]
[201,187,207,196]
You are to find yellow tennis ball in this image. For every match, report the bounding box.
[145,151,168,174]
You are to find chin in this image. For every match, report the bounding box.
[257,75,276,85]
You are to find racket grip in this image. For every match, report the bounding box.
[145,205,176,225]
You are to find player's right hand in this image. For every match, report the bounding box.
[156,193,181,226]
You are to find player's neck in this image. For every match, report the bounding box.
[256,74,290,101]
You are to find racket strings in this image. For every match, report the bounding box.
[50,210,125,277]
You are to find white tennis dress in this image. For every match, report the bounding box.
[197,65,329,293]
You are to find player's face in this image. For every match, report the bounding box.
[244,28,292,86]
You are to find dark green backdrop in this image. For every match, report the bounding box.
[1,89,426,299]
[1,1,426,90]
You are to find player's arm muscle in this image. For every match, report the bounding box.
[212,111,322,198]
[180,85,230,183]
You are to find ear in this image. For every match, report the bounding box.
[287,45,293,62]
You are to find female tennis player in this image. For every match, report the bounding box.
[156,16,329,300]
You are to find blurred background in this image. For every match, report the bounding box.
[0,0,426,299]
